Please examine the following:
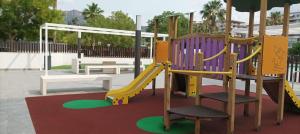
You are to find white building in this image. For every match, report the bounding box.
[290,12,300,23]
[232,23,300,47]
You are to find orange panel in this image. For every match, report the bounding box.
[155,41,168,63]
[262,35,288,74]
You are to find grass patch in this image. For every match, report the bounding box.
[51,65,71,70]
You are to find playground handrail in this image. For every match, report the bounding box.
[169,69,232,76]
[203,47,227,62]
[229,36,258,44]
[236,46,262,64]
[176,33,225,40]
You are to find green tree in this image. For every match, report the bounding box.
[289,42,300,55]
[0,0,64,41]
[82,3,104,21]
[267,11,283,26]
[200,0,225,33]
[84,10,135,48]
[105,11,135,48]
[147,11,189,37]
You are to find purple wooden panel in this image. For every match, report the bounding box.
[205,38,212,70]
[189,37,195,70]
[201,37,206,70]
[239,45,247,74]
[218,40,225,79]
[175,40,180,69]
[180,39,185,70]
[211,39,218,71]
[171,40,176,69]
[185,38,190,70]
[195,36,200,67]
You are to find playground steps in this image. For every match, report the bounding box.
[200,92,257,104]
[168,105,228,119]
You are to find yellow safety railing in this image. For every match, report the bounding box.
[236,46,262,64]
[229,36,258,44]
[203,47,227,62]
[169,69,232,76]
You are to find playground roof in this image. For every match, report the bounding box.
[224,0,300,12]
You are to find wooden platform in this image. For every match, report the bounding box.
[237,74,282,81]
[200,92,258,104]
[168,105,228,119]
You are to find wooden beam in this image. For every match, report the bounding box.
[255,0,268,130]
[227,53,237,134]
[248,10,255,37]
[244,10,255,117]
[195,53,203,105]
[189,12,194,34]
[259,0,267,40]
[277,3,290,125]
[195,52,203,134]
[223,0,232,85]
[223,0,232,113]
[168,17,174,61]
[152,19,159,95]
[164,63,171,130]
[174,16,179,38]
[282,3,290,37]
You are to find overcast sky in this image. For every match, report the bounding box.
[58,0,300,26]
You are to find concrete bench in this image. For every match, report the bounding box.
[85,65,145,75]
[40,74,112,95]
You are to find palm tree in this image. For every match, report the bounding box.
[82,3,104,20]
[200,0,225,33]
[267,11,283,25]
[83,3,104,47]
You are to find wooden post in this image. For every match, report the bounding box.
[164,62,171,130]
[282,3,290,37]
[186,13,194,96]
[169,16,179,94]
[195,52,203,134]
[227,53,237,134]
[244,10,255,117]
[255,0,268,130]
[223,0,233,112]
[195,53,203,105]
[277,3,290,125]
[174,16,179,39]
[223,0,233,88]
[189,12,194,34]
[152,19,159,96]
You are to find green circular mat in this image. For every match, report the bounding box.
[136,116,194,134]
[63,100,112,109]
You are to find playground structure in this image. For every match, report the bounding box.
[162,1,300,134]
[102,1,300,133]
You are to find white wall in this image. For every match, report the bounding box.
[0,52,153,69]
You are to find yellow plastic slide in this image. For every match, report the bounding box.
[284,80,300,110]
[263,80,300,112]
[105,63,164,105]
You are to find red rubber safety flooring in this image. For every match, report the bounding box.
[26,85,300,134]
